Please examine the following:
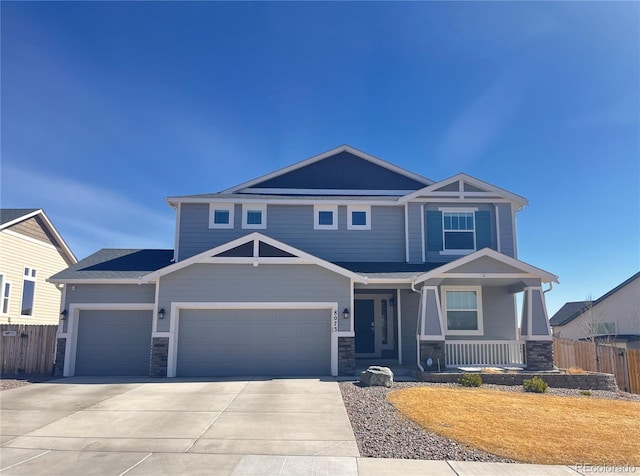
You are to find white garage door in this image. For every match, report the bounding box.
[177,308,331,376]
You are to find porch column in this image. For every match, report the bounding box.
[419,286,446,371]
[521,287,554,371]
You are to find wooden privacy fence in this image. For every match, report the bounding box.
[553,337,640,394]
[1,324,58,375]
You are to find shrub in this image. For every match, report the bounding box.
[579,390,592,396]
[458,373,482,387]
[523,376,548,393]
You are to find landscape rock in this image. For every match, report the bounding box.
[360,366,394,387]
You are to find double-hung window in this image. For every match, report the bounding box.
[314,205,338,230]
[442,286,483,335]
[21,267,37,317]
[242,204,267,229]
[442,209,476,252]
[347,205,371,230]
[0,274,10,315]
[209,203,234,229]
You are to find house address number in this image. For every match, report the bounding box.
[332,309,338,332]
[2,331,16,337]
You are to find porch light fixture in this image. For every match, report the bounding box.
[158,308,165,319]
[60,310,68,320]
[343,308,350,319]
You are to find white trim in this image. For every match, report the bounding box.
[252,238,259,257]
[64,303,154,377]
[418,286,445,340]
[167,301,339,377]
[494,204,502,253]
[347,205,371,230]
[19,267,37,317]
[512,203,519,257]
[414,248,559,285]
[222,145,433,193]
[242,203,267,229]
[203,257,308,265]
[1,278,11,316]
[440,209,476,254]
[167,197,400,206]
[399,173,528,207]
[141,232,366,283]
[241,188,416,196]
[420,204,425,262]
[58,284,66,332]
[209,203,235,229]
[396,289,402,365]
[153,277,161,333]
[435,273,541,279]
[173,202,181,262]
[441,285,484,336]
[2,229,58,251]
[0,210,42,230]
[314,204,338,230]
[350,280,355,334]
[438,207,479,213]
[48,279,147,285]
[364,278,414,284]
[404,204,409,262]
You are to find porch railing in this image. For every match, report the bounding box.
[445,340,526,367]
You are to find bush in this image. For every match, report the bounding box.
[579,390,592,396]
[458,373,482,387]
[523,376,548,393]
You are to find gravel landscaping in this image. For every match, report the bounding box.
[339,380,640,461]
[0,375,56,391]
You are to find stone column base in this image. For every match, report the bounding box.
[150,337,169,377]
[420,341,445,372]
[338,337,355,376]
[525,340,554,371]
[53,337,66,377]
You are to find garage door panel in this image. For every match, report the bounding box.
[75,310,152,376]
[177,308,330,377]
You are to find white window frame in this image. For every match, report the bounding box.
[209,203,235,229]
[314,204,338,230]
[20,267,37,317]
[242,203,267,229]
[590,322,617,336]
[439,207,478,255]
[441,285,483,336]
[0,274,9,316]
[347,205,371,230]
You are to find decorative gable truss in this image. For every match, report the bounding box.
[140,232,366,283]
[399,173,528,209]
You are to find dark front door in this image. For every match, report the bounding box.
[355,299,375,354]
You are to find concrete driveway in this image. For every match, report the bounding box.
[0,377,359,475]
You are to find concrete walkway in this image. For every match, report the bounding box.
[0,377,634,475]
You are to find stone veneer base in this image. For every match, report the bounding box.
[149,337,169,377]
[338,337,355,376]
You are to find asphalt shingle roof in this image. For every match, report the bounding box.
[0,208,39,226]
[549,301,591,326]
[50,249,174,280]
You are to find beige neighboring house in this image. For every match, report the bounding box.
[0,209,76,325]
[550,272,640,349]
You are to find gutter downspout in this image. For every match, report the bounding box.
[411,280,424,372]
[543,282,553,294]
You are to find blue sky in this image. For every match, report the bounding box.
[1,1,638,315]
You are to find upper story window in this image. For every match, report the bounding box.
[209,203,234,229]
[441,209,476,253]
[242,204,267,229]
[0,274,10,315]
[314,205,338,230]
[590,322,616,336]
[347,205,371,230]
[442,286,483,336]
[21,267,37,317]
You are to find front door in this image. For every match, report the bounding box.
[355,299,375,354]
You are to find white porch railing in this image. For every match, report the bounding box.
[445,340,526,367]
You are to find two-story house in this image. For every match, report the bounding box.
[50,146,558,377]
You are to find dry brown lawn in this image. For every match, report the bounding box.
[388,387,640,465]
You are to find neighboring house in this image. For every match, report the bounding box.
[50,145,558,377]
[0,209,77,325]
[550,272,640,349]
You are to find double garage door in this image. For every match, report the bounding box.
[74,307,331,377]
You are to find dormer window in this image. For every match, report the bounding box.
[347,205,371,230]
[209,204,234,229]
[314,205,338,230]
[242,204,267,229]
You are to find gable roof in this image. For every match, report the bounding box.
[222,145,433,195]
[141,232,366,283]
[49,249,174,283]
[0,208,77,265]
[414,248,559,284]
[398,173,528,208]
[550,272,640,327]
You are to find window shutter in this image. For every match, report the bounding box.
[426,211,443,251]
[475,211,492,250]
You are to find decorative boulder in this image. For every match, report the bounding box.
[360,366,394,387]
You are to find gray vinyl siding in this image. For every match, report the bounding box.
[399,289,420,365]
[157,263,351,333]
[446,286,517,341]
[65,284,155,306]
[406,203,422,263]
[496,203,515,257]
[178,203,405,262]
[424,203,498,263]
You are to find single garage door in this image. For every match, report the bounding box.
[177,308,331,376]
[75,309,152,376]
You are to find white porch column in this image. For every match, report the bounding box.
[521,286,555,371]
